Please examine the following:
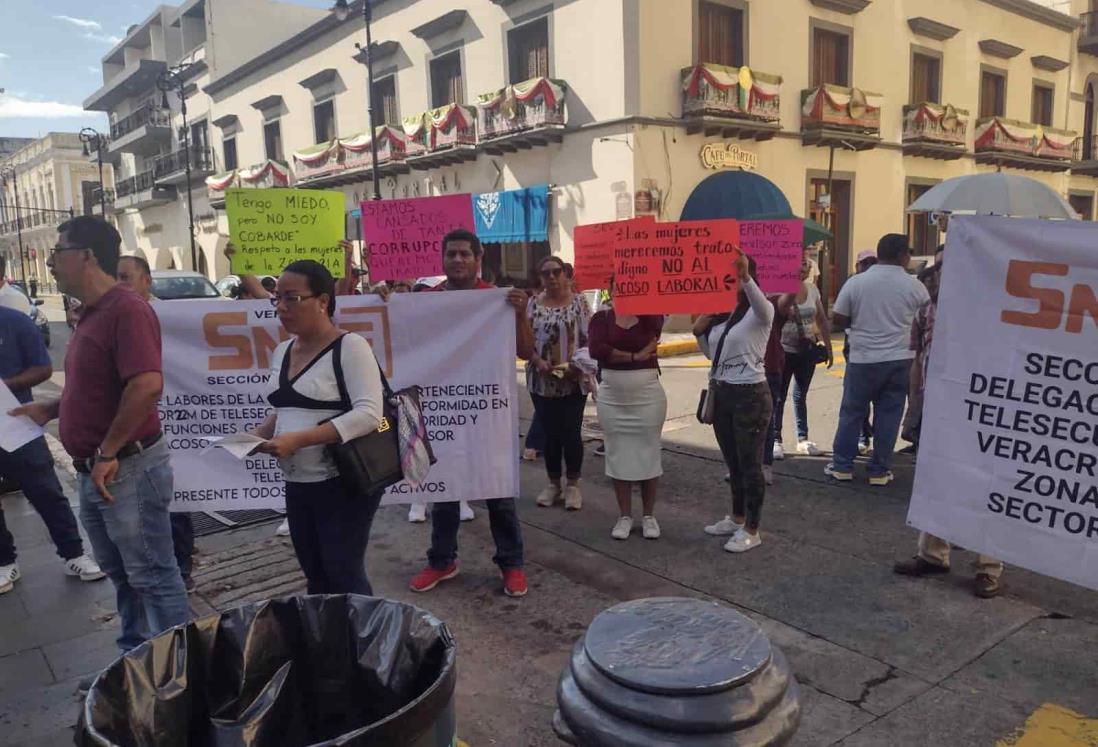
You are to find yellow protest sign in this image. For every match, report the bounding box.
[226,188,346,277]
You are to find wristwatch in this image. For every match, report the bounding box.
[95,447,118,463]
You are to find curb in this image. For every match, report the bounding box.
[657,339,699,358]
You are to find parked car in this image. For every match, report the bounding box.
[7,282,49,347]
[150,270,221,301]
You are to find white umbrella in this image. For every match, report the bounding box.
[906,173,1078,220]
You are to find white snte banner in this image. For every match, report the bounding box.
[157,291,520,512]
[908,216,1098,591]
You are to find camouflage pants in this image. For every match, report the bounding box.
[712,382,773,531]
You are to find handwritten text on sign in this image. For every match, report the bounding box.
[361,194,474,280]
[573,217,655,291]
[739,220,804,294]
[226,188,346,277]
[612,219,741,315]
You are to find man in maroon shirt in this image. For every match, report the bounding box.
[11,216,189,653]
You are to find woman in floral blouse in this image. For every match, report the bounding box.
[527,255,591,510]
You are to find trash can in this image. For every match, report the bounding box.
[76,595,457,747]
[554,597,800,746]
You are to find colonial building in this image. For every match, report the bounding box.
[90,0,1098,294]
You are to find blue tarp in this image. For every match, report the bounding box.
[473,185,549,243]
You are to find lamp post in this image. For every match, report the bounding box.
[79,127,108,216]
[332,0,382,201]
[157,64,199,272]
[0,166,27,283]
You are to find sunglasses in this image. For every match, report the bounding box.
[540,267,563,279]
[269,293,316,307]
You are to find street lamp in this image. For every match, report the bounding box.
[0,165,26,283]
[79,127,108,216]
[157,64,199,272]
[332,0,382,201]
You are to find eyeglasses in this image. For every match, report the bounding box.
[269,293,316,307]
[540,268,563,279]
[49,245,86,257]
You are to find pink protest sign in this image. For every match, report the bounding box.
[361,194,475,280]
[738,220,804,294]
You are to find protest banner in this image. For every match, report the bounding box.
[572,217,655,291]
[739,220,804,294]
[361,194,474,280]
[908,215,1098,591]
[611,218,741,315]
[226,188,346,276]
[157,292,519,512]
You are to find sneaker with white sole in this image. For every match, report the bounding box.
[0,564,19,594]
[275,519,290,536]
[642,516,661,540]
[64,555,106,582]
[858,440,871,456]
[796,440,821,456]
[536,484,561,507]
[763,465,773,485]
[772,442,785,461]
[563,484,583,511]
[868,471,895,487]
[723,528,762,553]
[824,463,853,481]
[408,503,427,523]
[611,516,633,540]
[704,515,743,536]
[459,501,475,521]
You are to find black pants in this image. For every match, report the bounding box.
[776,349,817,443]
[0,437,84,565]
[530,392,587,480]
[712,382,773,532]
[285,478,382,595]
[428,498,525,571]
[169,513,194,580]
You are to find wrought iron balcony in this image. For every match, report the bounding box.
[974,117,1075,172]
[152,146,216,185]
[206,160,292,207]
[681,64,781,140]
[801,84,881,150]
[291,129,408,186]
[404,104,478,169]
[476,77,566,154]
[108,105,172,156]
[1080,11,1098,56]
[902,103,968,160]
[1073,134,1098,176]
[114,169,176,210]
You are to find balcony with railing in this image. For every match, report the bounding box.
[475,77,567,154]
[84,58,168,112]
[1080,10,1098,56]
[152,146,217,186]
[902,103,968,160]
[206,160,292,208]
[974,117,1075,172]
[801,84,882,150]
[291,128,408,187]
[404,104,478,169]
[114,169,176,211]
[1072,134,1098,176]
[681,64,782,140]
[90,187,116,216]
[108,104,172,156]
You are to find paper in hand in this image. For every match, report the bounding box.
[201,432,267,460]
[0,381,44,453]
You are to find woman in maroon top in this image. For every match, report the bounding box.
[588,304,667,540]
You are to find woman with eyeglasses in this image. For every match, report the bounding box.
[250,260,386,595]
[527,255,591,511]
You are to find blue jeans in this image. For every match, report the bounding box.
[832,360,911,476]
[78,440,190,651]
[0,437,84,565]
[775,350,817,443]
[428,498,524,571]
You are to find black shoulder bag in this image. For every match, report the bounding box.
[695,305,749,424]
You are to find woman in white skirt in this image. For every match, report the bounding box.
[588,306,667,539]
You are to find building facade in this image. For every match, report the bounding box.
[90,0,1098,292]
[0,133,112,288]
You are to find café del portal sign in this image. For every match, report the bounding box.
[700,143,759,171]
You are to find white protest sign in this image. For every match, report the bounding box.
[908,215,1098,591]
[0,380,44,452]
[157,291,519,512]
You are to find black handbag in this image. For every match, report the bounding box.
[794,309,830,366]
[323,337,405,497]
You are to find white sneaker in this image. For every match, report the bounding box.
[611,516,633,540]
[704,515,743,536]
[642,516,661,540]
[0,564,19,594]
[408,503,427,523]
[723,528,762,553]
[797,440,821,456]
[763,465,774,485]
[536,484,561,507]
[64,555,106,582]
[772,442,785,461]
[275,519,291,537]
[459,501,475,521]
[858,440,871,456]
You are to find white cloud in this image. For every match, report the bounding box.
[87,66,99,74]
[0,52,9,60]
[84,32,122,45]
[0,94,87,119]
[53,15,103,31]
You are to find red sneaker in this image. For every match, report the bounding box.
[501,568,528,597]
[409,564,459,592]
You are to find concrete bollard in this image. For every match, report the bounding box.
[553,597,801,746]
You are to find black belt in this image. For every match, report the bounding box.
[73,432,163,474]
[712,380,768,389]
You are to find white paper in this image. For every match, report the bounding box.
[0,380,45,453]
[201,432,267,460]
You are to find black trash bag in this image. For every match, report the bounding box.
[76,595,456,747]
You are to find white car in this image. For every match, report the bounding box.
[151,270,221,301]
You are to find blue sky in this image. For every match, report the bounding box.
[0,0,334,139]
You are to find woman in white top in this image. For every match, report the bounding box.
[252,260,385,595]
[693,253,774,553]
[773,257,833,458]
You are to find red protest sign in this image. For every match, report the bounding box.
[612,219,741,315]
[573,217,654,291]
[360,194,474,280]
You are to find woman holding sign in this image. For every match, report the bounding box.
[695,253,774,554]
[527,256,592,511]
[250,260,387,595]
